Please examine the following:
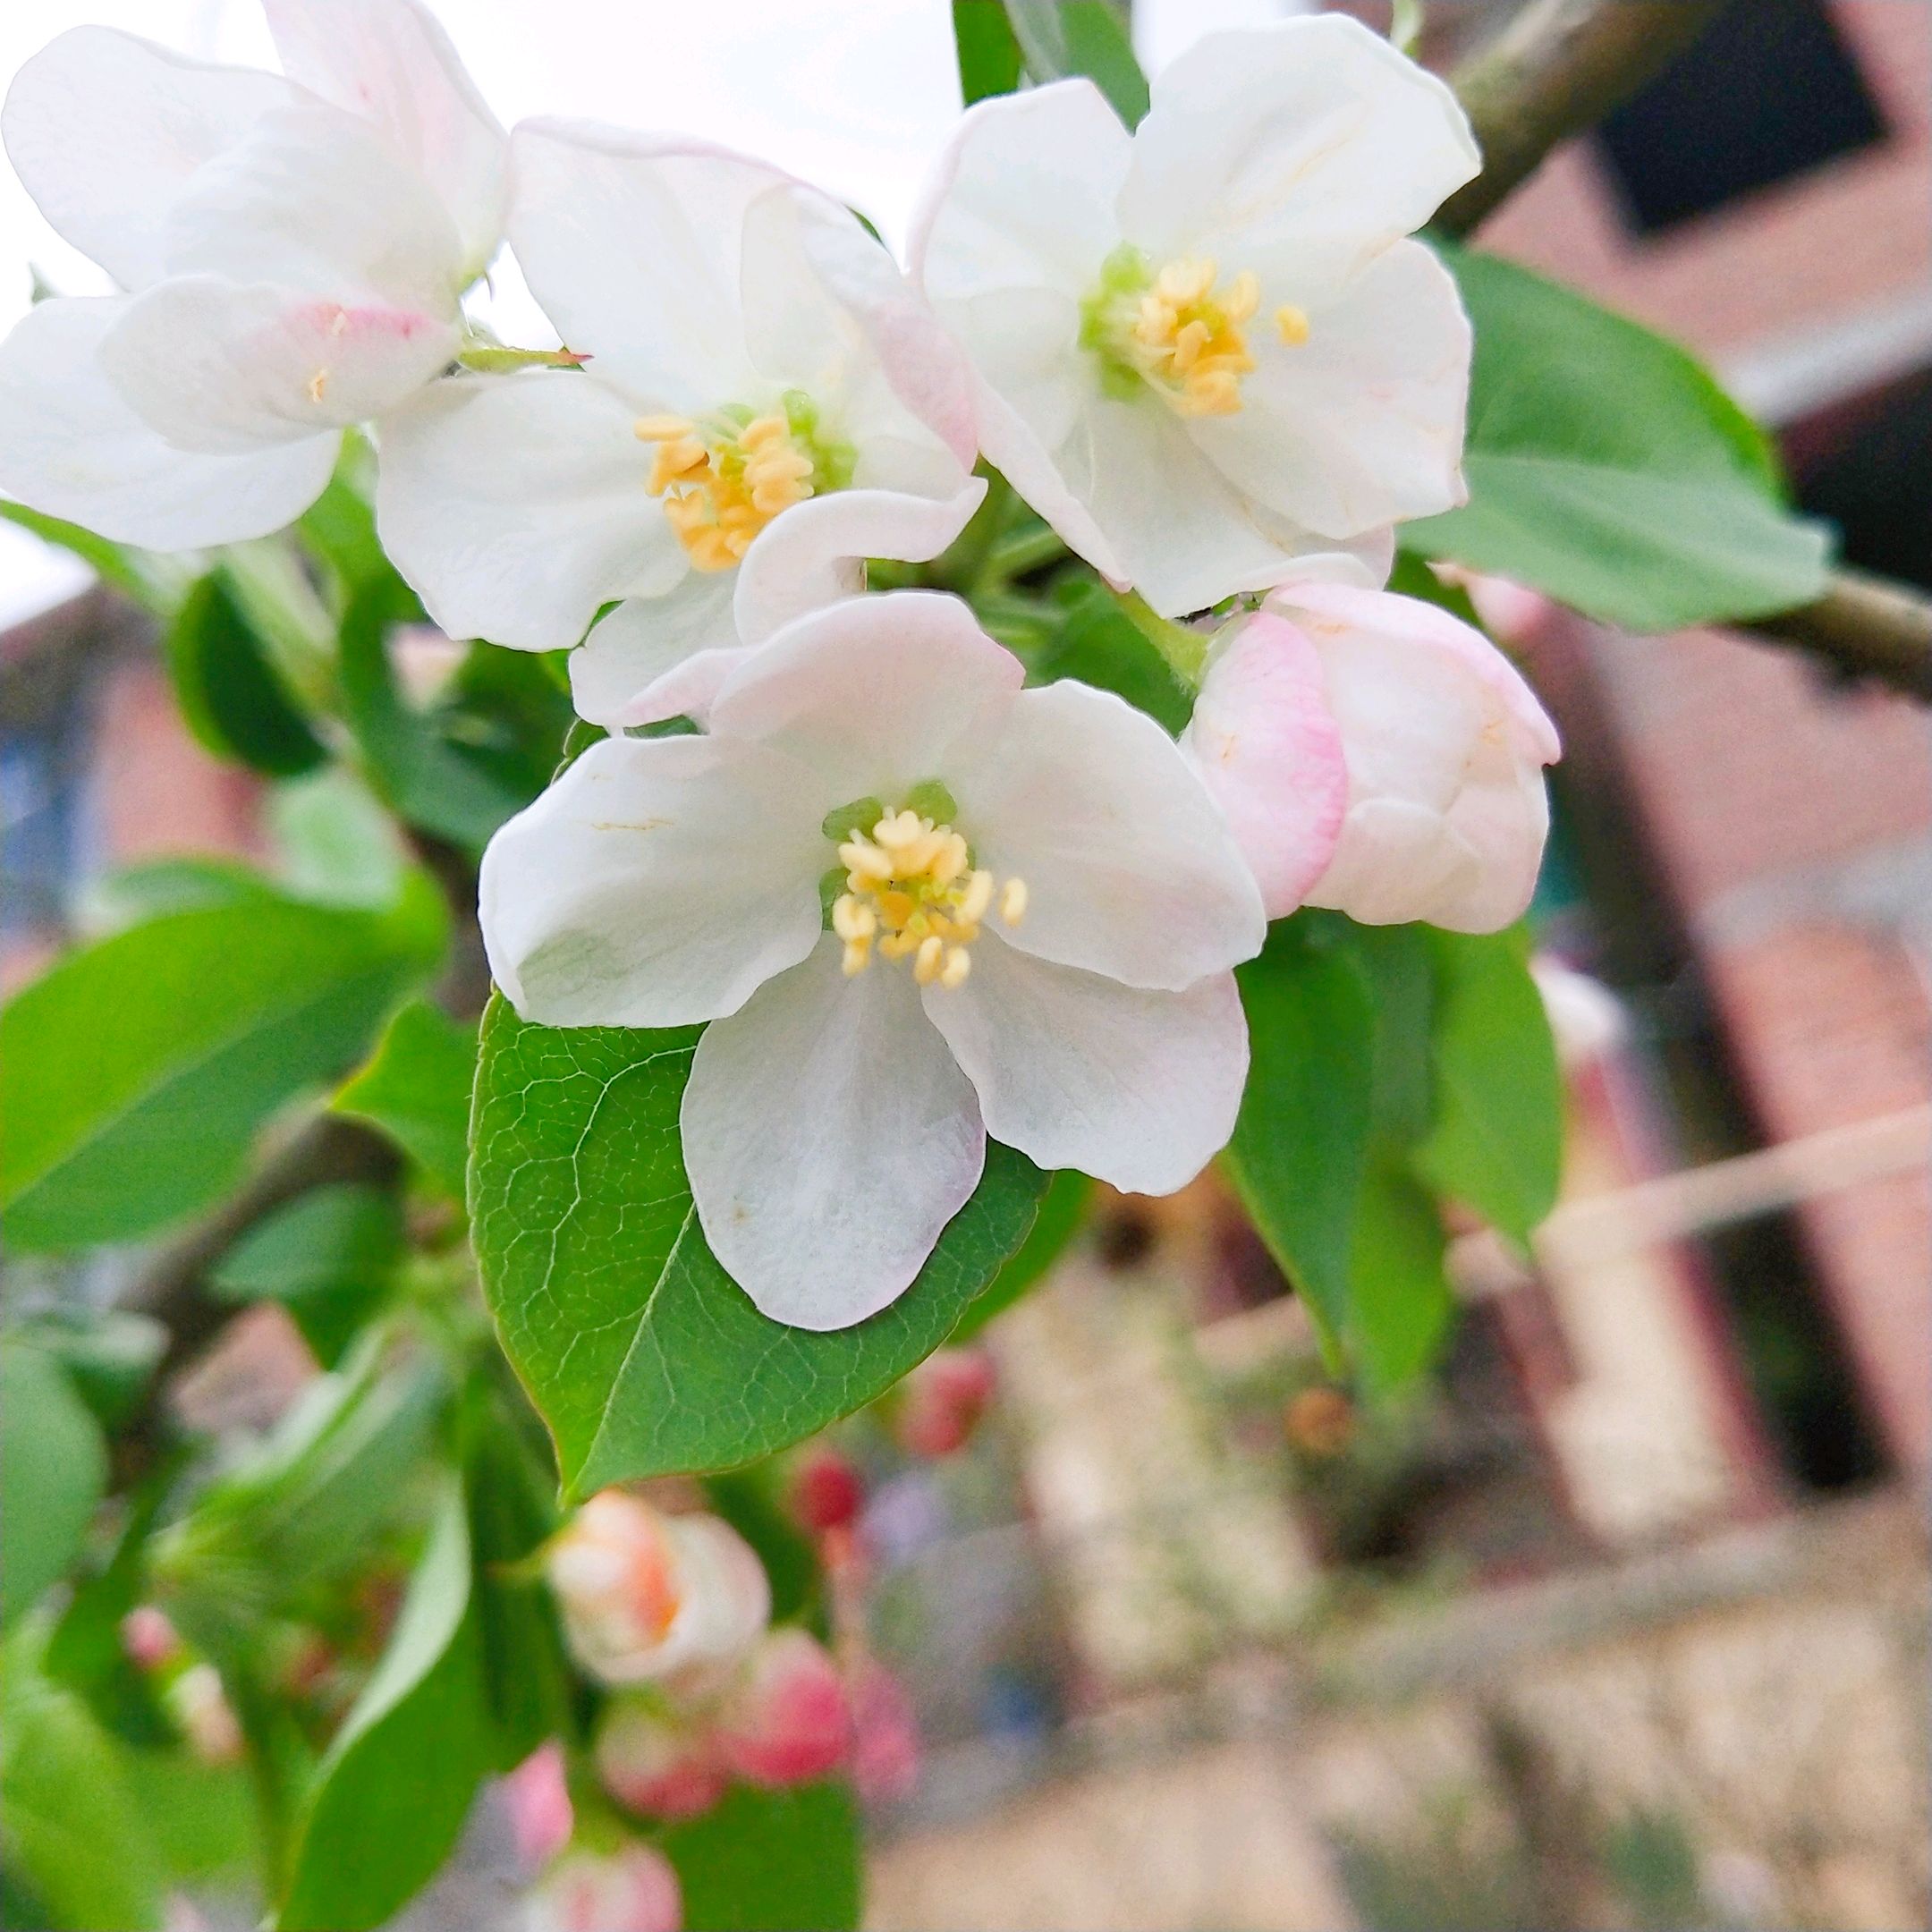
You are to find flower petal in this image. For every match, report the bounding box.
[1119,16,1479,301]
[99,275,458,452]
[924,938,1248,1195]
[1182,610,1347,919]
[570,576,738,729]
[508,121,781,406]
[263,0,507,278]
[0,296,336,547]
[682,936,986,1331]
[705,591,1023,807]
[951,680,1265,991]
[1,26,297,291]
[478,732,823,1028]
[1191,239,1470,539]
[376,369,684,649]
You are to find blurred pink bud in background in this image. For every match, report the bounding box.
[714,1629,852,1788]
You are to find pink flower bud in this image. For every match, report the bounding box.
[547,1492,769,1688]
[788,1447,864,1535]
[122,1605,182,1671]
[526,1843,682,1932]
[503,1742,575,1868]
[894,1348,997,1458]
[851,1658,920,1805]
[594,1699,727,1822]
[713,1629,851,1788]
[165,1663,243,1765]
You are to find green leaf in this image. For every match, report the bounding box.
[1343,920,1436,1148]
[1005,0,1148,126]
[0,1632,166,1930]
[9,1310,165,1434]
[1349,1155,1454,1394]
[663,1782,863,1932]
[1409,927,1563,1248]
[0,1346,106,1627]
[0,500,190,614]
[83,855,281,931]
[470,998,1047,1495]
[952,1165,1092,1341]
[211,1183,403,1366]
[275,1481,492,1932]
[164,573,328,777]
[1224,922,1377,1358]
[296,437,389,601]
[1033,580,1193,733]
[1404,245,1833,631]
[333,999,479,1199]
[953,0,1022,103]
[0,880,445,1253]
[267,768,412,911]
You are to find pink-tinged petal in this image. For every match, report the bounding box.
[713,1630,852,1788]
[503,1744,574,1868]
[378,369,684,654]
[949,680,1265,992]
[924,938,1249,1196]
[705,591,1023,809]
[478,733,823,1030]
[595,1701,726,1823]
[526,1845,682,1932]
[263,0,507,277]
[0,296,336,547]
[100,275,458,452]
[1182,610,1347,919]
[1120,16,1479,301]
[682,937,986,1332]
[2,27,299,291]
[851,1660,920,1805]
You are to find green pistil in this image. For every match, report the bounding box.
[783,389,857,494]
[1079,242,1156,402]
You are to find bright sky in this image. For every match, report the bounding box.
[0,0,1300,625]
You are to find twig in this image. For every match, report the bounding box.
[1748,569,1932,701]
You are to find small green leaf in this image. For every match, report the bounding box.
[267,768,412,911]
[165,574,328,776]
[953,1165,1092,1340]
[211,1184,403,1365]
[1349,1155,1454,1394]
[275,1481,492,1932]
[1405,245,1832,630]
[1409,927,1563,1248]
[333,999,479,1199]
[663,1783,863,1932]
[953,0,1023,103]
[0,882,445,1252]
[0,1346,107,1627]
[1224,921,1377,1358]
[470,998,1047,1495]
[1005,0,1148,126]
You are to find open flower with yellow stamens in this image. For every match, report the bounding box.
[479,591,1266,1330]
[377,123,979,727]
[909,14,1479,618]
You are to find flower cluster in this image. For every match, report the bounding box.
[0,0,1561,1331]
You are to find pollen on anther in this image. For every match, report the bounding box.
[1275,303,1310,346]
[999,878,1029,926]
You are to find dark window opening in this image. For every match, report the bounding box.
[1784,367,1932,597]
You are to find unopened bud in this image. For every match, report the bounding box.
[166,1663,243,1765]
[503,1742,574,1868]
[526,1843,682,1932]
[787,1446,864,1535]
[122,1605,182,1671]
[851,1657,920,1805]
[893,1348,997,1458]
[713,1629,851,1789]
[595,1698,727,1821]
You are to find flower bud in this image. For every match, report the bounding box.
[503,1742,575,1869]
[713,1629,851,1788]
[165,1663,243,1766]
[122,1604,182,1671]
[787,1446,864,1535]
[893,1348,997,1458]
[547,1491,770,1688]
[594,1698,727,1822]
[526,1843,682,1932]
[851,1658,920,1805]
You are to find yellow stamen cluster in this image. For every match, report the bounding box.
[832,807,1026,988]
[634,411,818,572]
[1129,257,1261,419]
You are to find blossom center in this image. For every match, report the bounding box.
[823,786,1027,990]
[634,392,855,572]
[1080,245,1308,419]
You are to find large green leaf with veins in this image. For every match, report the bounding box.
[469,997,1046,1496]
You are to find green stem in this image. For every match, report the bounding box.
[1113,589,1210,689]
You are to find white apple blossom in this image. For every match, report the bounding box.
[377,123,979,724]
[909,14,1478,618]
[526,1843,682,1932]
[479,591,1265,1329]
[1182,582,1560,933]
[0,0,505,548]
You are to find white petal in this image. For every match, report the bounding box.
[952,680,1265,990]
[160,101,465,314]
[924,937,1247,1196]
[508,122,775,405]
[682,936,985,1331]
[1191,240,1470,539]
[477,733,823,1029]
[376,369,683,649]
[263,0,507,278]
[1119,16,1479,301]
[706,591,1023,807]
[1,26,297,291]
[99,275,458,452]
[570,577,737,729]
[0,296,335,547]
